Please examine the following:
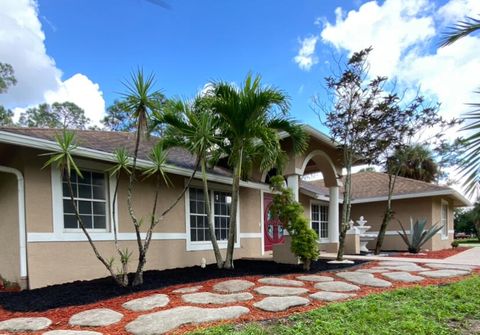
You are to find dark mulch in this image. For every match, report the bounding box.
[0,259,364,312]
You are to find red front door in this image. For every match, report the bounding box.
[263,193,285,251]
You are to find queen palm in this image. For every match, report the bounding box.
[156,97,225,268]
[210,73,307,269]
[441,15,480,196]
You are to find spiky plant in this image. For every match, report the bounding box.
[398,218,444,254]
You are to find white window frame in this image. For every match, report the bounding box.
[310,200,329,242]
[440,199,449,240]
[51,159,117,237]
[185,180,240,251]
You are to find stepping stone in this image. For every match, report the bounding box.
[44,331,103,335]
[253,296,310,312]
[382,272,424,283]
[172,285,203,294]
[377,261,418,267]
[310,291,357,301]
[69,308,123,327]
[0,317,51,332]
[419,269,470,278]
[182,292,253,304]
[314,281,360,292]
[125,306,249,335]
[355,268,386,274]
[254,286,309,296]
[336,272,392,288]
[296,275,334,282]
[371,264,429,272]
[213,279,255,293]
[258,277,304,286]
[425,263,475,271]
[122,294,170,311]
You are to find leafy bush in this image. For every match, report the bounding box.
[398,218,443,253]
[269,176,319,270]
[451,240,459,249]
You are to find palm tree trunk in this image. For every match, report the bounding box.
[111,172,128,286]
[202,159,224,268]
[224,148,243,269]
[374,173,397,254]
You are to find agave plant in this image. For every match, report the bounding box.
[398,218,444,254]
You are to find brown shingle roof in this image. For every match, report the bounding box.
[302,172,468,205]
[0,127,232,176]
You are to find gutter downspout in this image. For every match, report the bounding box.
[0,166,27,285]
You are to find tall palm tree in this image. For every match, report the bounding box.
[210,73,307,269]
[156,97,225,268]
[388,144,438,183]
[441,15,480,196]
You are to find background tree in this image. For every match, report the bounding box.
[210,73,307,269]
[0,106,14,126]
[454,207,478,239]
[0,63,17,94]
[441,15,480,197]
[19,102,91,129]
[388,144,438,183]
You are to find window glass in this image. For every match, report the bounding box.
[62,170,108,230]
[311,203,328,239]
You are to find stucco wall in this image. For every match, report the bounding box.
[431,196,454,250]
[0,172,20,284]
[349,197,450,251]
[27,238,262,289]
[0,145,263,288]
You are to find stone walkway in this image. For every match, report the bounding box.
[0,260,477,335]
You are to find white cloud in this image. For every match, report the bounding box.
[294,36,319,71]
[0,0,105,125]
[312,0,480,198]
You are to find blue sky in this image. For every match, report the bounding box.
[36,0,352,130]
[1,0,479,134]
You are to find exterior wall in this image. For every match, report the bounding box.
[350,197,447,251]
[0,172,20,284]
[27,238,262,289]
[431,196,454,250]
[0,145,264,288]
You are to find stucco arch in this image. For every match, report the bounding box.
[299,150,340,187]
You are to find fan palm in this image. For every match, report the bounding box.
[440,15,480,196]
[388,144,438,183]
[156,97,225,268]
[210,73,307,269]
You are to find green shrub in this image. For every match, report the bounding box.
[451,240,459,249]
[269,176,319,270]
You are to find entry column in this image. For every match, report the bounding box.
[328,186,339,243]
[286,174,300,201]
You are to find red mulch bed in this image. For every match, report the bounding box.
[393,247,470,259]
[0,262,478,335]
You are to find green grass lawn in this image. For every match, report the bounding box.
[455,238,480,244]
[190,276,480,335]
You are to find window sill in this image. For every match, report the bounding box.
[186,241,240,251]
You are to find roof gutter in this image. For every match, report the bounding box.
[0,131,270,191]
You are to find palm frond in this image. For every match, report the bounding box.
[440,15,480,47]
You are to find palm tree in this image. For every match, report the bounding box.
[441,15,480,196]
[157,97,225,268]
[388,144,438,183]
[210,73,307,269]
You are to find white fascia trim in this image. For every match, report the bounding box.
[0,131,270,191]
[0,166,27,278]
[27,232,187,242]
[350,190,470,205]
[300,188,331,202]
[277,125,338,151]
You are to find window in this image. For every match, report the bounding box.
[441,201,448,238]
[311,203,328,239]
[189,187,232,242]
[62,169,107,230]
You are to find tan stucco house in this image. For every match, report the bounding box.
[0,126,470,289]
